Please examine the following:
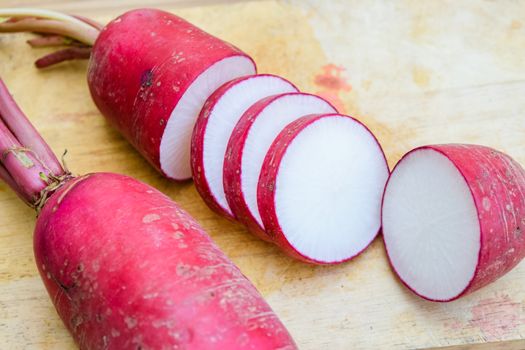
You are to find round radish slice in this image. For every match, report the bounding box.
[258,114,389,264]
[191,74,298,219]
[224,93,337,239]
[382,144,525,301]
[159,57,256,180]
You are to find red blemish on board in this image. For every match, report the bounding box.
[314,64,351,113]
[468,294,523,341]
[315,64,352,90]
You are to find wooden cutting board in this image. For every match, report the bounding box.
[0,1,524,349]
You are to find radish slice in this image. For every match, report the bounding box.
[258,114,389,263]
[382,144,525,301]
[191,74,298,219]
[159,56,256,180]
[224,93,337,238]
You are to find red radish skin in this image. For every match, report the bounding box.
[35,173,297,349]
[223,93,336,240]
[382,144,525,301]
[191,74,298,220]
[87,9,256,180]
[258,114,389,264]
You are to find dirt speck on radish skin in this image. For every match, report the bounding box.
[124,317,138,329]
[142,213,161,223]
[482,197,491,211]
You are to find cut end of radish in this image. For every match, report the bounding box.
[240,93,337,229]
[263,114,389,264]
[382,148,481,301]
[159,55,256,180]
[195,74,298,217]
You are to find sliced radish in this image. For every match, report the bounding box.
[382,144,525,301]
[159,56,256,180]
[191,74,298,219]
[258,114,389,264]
[224,93,337,238]
[88,8,258,181]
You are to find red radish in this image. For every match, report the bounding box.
[191,74,298,220]
[382,144,525,301]
[224,93,337,239]
[37,173,297,349]
[258,114,389,264]
[0,79,297,349]
[0,8,256,181]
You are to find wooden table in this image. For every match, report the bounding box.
[1,1,524,349]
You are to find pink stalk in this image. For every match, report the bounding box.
[0,18,98,46]
[0,118,50,203]
[0,78,67,207]
[35,47,91,68]
[72,15,104,31]
[0,79,63,176]
[0,9,102,68]
[5,17,37,23]
[27,34,73,47]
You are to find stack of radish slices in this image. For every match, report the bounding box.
[189,72,525,299]
[191,74,390,264]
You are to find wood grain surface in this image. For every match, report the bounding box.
[0,1,524,349]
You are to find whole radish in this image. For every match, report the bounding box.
[0,79,297,349]
[382,144,525,301]
[0,8,256,180]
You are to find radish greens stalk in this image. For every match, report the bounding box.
[0,8,102,67]
[0,78,69,209]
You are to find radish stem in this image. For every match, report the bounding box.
[35,47,91,68]
[27,34,75,47]
[0,18,98,46]
[0,8,97,37]
[0,79,64,176]
[0,8,102,68]
[0,78,69,208]
[72,15,104,31]
[0,118,48,203]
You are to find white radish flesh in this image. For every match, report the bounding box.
[159,56,256,180]
[258,114,389,264]
[382,148,480,301]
